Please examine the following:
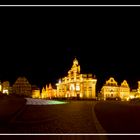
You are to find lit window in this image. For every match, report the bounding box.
[3,89,8,94]
[70,84,75,91]
[76,84,80,91]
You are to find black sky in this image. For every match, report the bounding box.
[0,7,140,91]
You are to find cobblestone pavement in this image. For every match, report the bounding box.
[94,101,140,133]
[0,99,107,139]
[0,96,26,123]
[7,101,101,133]
[2,99,140,140]
[0,135,108,140]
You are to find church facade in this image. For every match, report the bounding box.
[56,58,97,99]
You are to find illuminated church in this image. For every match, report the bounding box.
[56,58,97,99]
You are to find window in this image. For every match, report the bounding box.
[76,84,80,91]
[70,84,75,91]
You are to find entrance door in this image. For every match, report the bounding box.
[77,93,80,99]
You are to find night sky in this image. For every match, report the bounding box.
[0,8,140,91]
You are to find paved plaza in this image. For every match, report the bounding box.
[0,97,107,140]
[1,97,140,140]
[8,100,104,134]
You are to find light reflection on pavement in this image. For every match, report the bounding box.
[25,98,68,105]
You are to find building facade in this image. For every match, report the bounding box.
[0,81,2,93]
[56,58,97,99]
[129,81,140,99]
[129,89,138,99]
[0,81,12,95]
[2,81,10,95]
[41,83,56,99]
[12,77,32,97]
[31,85,41,98]
[137,81,140,95]
[119,80,130,100]
[101,77,130,101]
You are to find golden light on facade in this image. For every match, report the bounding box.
[56,58,97,99]
[76,83,80,91]
[128,82,140,100]
[101,77,130,101]
[12,77,32,97]
[0,81,2,92]
[1,81,11,95]
[41,83,57,99]
[1,58,140,102]
[32,89,40,98]
[3,89,9,94]
[129,95,135,99]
